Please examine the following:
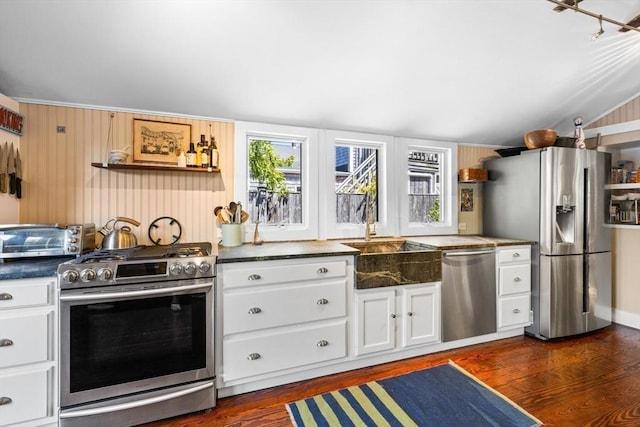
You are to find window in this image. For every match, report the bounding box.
[335,145,378,224]
[397,138,458,236]
[235,122,318,242]
[321,130,394,239]
[248,138,302,225]
[408,149,441,223]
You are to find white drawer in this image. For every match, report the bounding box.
[498,294,531,329]
[497,246,531,264]
[499,264,531,296]
[0,366,51,425]
[222,320,347,382]
[0,280,53,310]
[0,310,52,368]
[224,279,347,335]
[221,260,347,289]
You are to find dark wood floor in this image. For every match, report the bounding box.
[146,324,640,427]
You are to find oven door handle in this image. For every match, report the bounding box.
[59,380,214,419]
[59,282,212,301]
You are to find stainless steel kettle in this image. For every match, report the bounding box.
[101,217,141,250]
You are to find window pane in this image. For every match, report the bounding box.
[335,145,378,224]
[408,150,441,223]
[248,138,302,225]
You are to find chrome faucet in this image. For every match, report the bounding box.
[365,219,377,241]
[364,196,376,241]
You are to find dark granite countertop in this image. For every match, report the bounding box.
[216,240,359,263]
[216,235,532,263]
[0,256,74,281]
[407,235,534,250]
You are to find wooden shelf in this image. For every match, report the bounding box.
[91,162,220,173]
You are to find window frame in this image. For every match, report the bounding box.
[320,130,396,239]
[235,121,319,242]
[395,137,458,236]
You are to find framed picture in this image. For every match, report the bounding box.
[133,119,191,164]
[460,188,474,212]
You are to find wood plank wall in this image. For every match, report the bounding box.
[457,145,500,235]
[586,96,640,128]
[18,104,235,246]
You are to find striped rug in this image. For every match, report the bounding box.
[286,361,542,426]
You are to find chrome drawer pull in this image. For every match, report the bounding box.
[248,307,262,314]
[317,267,329,274]
[0,339,13,347]
[512,252,520,258]
[317,340,329,347]
[0,397,12,406]
[247,353,261,361]
[513,308,521,314]
[391,314,397,319]
[513,277,521,282]
[408,312,413,317]
[0,293,12,301]
[247,274,262,281]
[317,298,329,305]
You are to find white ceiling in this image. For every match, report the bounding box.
[1,0,639,146]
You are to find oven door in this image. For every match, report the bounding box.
[59,279,213,408]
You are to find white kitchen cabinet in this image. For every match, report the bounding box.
[0,277,58,427]
[355,282,441,356]
[496,246,532,331]
[216,256,352,389]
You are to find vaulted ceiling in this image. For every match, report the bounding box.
[1,0,639,146]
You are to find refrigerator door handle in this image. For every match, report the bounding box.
[583,167,590,314]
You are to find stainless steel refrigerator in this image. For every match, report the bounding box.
[483,147,612,340]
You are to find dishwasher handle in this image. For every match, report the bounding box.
[443,250,495,257]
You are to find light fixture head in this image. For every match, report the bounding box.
[591,14,604,40]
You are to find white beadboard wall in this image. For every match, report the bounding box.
[19,104,235,246]
[457,145,500,235]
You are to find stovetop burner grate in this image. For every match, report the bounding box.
[76,242,212,263]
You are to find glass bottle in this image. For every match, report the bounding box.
[186,142,197,167]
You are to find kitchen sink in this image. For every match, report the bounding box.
[341,240,442,289]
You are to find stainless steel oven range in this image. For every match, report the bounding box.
[57,242,216,427]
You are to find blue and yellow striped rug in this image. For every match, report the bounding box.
[286,361,542,426]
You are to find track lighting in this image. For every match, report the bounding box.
[546,0,640,35]
[591,15,604,40]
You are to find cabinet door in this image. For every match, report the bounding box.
[401,284,441,347]
[0,310,52,368]
[498,294,531,330]
[0,366,51,425]
[355,289,395,356]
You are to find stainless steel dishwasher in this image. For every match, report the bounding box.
[441,248,496,342]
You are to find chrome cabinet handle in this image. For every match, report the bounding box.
[0,397,12,406]
[317,298,329,305]
[317,340,329,347]
[0,339,14,347]
[247,274,262,281]
[391,314,397,319]
[407,312,413,317]
[0,293,12,301]
[513,308,521,314]
[513,277,521,282]
[248,307,262,314]
[317,267,329,274]
[247,353,261,361]
[512,252,520,258]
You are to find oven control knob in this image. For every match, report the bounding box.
[198,262,211,273]
[62,270,79,283]
[169,263,183,275]
[97,268,114,281]
[184,262,197,275]
[80,269,96,282]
